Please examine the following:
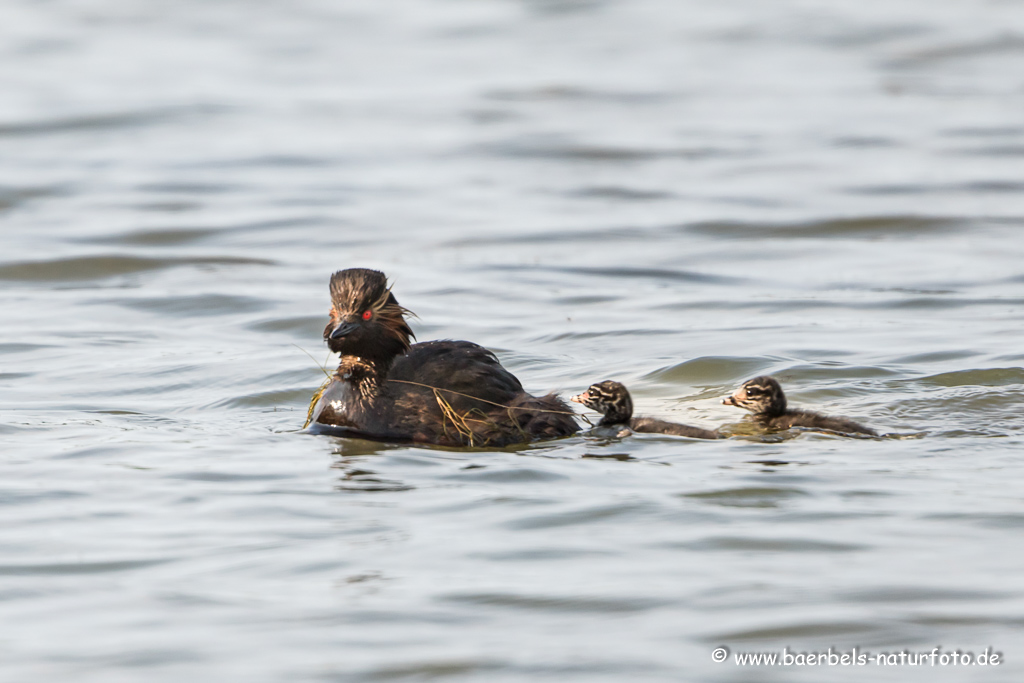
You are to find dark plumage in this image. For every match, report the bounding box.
[571,380,721,439]
[307,268,579,447]
[722,375,877,436]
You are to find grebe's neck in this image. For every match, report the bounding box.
[335,355,386,402]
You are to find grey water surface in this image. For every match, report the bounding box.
[2,0,1024,681]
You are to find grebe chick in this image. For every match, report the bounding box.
[571,380,721,439]
[308,268,579,447]
[723,376,877,436]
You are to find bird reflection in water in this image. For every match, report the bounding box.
[329,440,414,492]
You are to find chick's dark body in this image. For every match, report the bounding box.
[309,270,577,447]
[753,410,877,436]
[628,417,721,440]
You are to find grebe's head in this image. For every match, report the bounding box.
[323,268,414,362]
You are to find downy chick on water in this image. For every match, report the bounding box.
[723,376,877,436]
[572,380,720,439]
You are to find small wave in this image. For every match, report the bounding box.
[480,137,741,163]
[0,342,53,355]
[0,104,222,138]
[441,591,660,613]
[101,293,273,317]
[644,356,772,384]
[682,486,810,509]
[711,620,878,642]
[135,181,237,195]
[484,85,669,103]
[0,558,169,576]
[924,512,1024,529]
[85,227,223,246]
[885,34,1024,68]
[852,181,1024,195]
[248,314,327,337]
[687,215,961,238]
[569,185,674,201]
[0,254,275,282]
[0,184,63,212]
[504,501,651,530]
[918,367,1024,387]
[489,262,742,285]
[840,586,1007,603]
[677,535,864,553]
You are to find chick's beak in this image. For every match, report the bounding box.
[570,391,589,404]
[722,388,745,406]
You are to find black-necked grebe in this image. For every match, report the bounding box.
[307,268,579,447]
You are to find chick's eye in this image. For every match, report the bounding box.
[361,309,373,321]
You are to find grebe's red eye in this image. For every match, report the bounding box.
[362,309,372,321]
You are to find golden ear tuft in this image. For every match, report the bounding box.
[370,284,393,312]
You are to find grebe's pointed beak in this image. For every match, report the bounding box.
[329,320,359,339]
[570,391,589,404]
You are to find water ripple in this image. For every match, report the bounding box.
[0,559,169,575]
[441,591,660,614]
